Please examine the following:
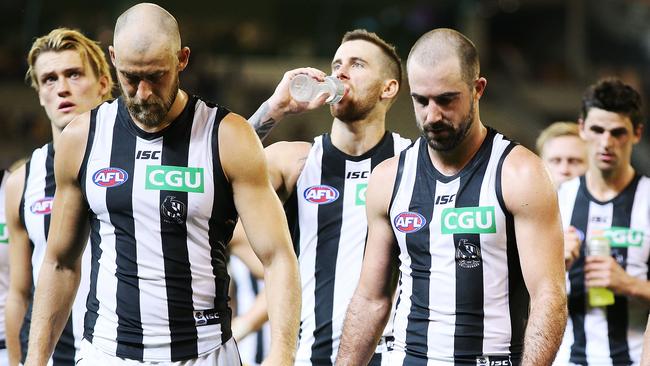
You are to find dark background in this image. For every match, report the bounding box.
[0,0,648,173]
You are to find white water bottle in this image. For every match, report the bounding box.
[289,74,345,104]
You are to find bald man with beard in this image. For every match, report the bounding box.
[24,3,300,365]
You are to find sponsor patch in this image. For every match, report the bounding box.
[145,165,204,193]
[303,185,339,204]
[93,167,128,188]
[0,223,8,244]
[441,206,496,234]
[394,212,426,233]
[604,227,645,248]
[355,183,367,206]
[30,196,54,215]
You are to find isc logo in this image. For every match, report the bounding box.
[303,185,339,204]
[93,168,128,188]
[394,212,426,233]
[30,197,54,215]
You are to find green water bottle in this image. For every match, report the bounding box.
[587,235,615,307]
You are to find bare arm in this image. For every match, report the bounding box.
[248,67,330,140]
[584,254,650,303]
[336,158,399,366]
[503,147,567,366]
[220,115,301,365]
[24,115,91,365]
[642,315,650,364]
[5,166,31,366]
[232,289,269,342]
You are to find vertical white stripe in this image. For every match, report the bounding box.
[85,102,119,355]
[427,179,458,359]
[131,136,170,361]
[480,135,512,354]
[584,201,613,365]
[330,158,371,362]
[294,137,323,363]
[26,146,48,282]
[187,103,221,354]
[389,141,419,355]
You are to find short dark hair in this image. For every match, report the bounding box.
[581,78,643,128]
[341,29,402,86]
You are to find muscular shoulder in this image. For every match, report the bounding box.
[501,145,556,215]
[366,156,400,215]
[5,164,26,219]
[56,112,91,182]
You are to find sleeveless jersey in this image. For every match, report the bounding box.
[288,132,411,365]
[556,175,650,366]
[0,170,9,344]
[20,143,90,364]
[80,96,237,362]
[388,129,526,365]
[229,256,269,365]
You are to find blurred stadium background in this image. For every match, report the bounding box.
[0,0,648,173]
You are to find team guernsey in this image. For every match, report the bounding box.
[20,143,90,364]
[80,96,237,362]
[556,175,650,366]
[388,129,527,365]
[0,170,9,357]
[288,132,411,365]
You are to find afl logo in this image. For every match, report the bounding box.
[93,167,128,187]
[30,197,54,215]
[303,185,339,204]
[394,212,426,233]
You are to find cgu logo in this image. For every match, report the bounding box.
[93,167,128,188]
[605,227,645,248]
[304,185,339,204]
[394,212,426,233]
[0,223,7,244]
[441,206,497,234]
[30,197,54,215]
[145,165,204,193]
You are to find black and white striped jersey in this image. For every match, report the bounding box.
[80,96,237,362]
[287,132,411,365]
[556,175,650,366]
[20,143,89,364]
[0,170,9,343]
[388,130,526,365]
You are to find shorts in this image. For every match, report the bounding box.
[77,338,242,365]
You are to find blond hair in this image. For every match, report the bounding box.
[536,122,580,155]
[26,28,113,101]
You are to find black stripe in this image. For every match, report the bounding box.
[568,177,591,364]
[109,103,143,360]
[160,102,197,361]
[83,110,100,343]
[19,160,30,228]
[496,143,528,357]
[311,135,347,365]
[249,274,265,364]
[209,105,236,345]
[389,149,408,211]
[606,175,640,365]
[78,108,98,187]
[84,212,102,343]
[452,137,492,363]
[403,139,435,363]
[43,143,55,241]
[370,132,397,171]
[284,188,300,256]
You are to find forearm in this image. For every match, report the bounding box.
[24,261,80,365]
[522,289,567,365]
[618,277,650,303]
[248,101,281,141]
[232,290,269,341]
[5,293,29,365]
[336,292,391,366]
[262,252,300,364]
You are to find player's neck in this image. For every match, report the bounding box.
[132,89,188,133]
[585,164,636,201]
[427,122,487,177]
[330,114,386,156]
